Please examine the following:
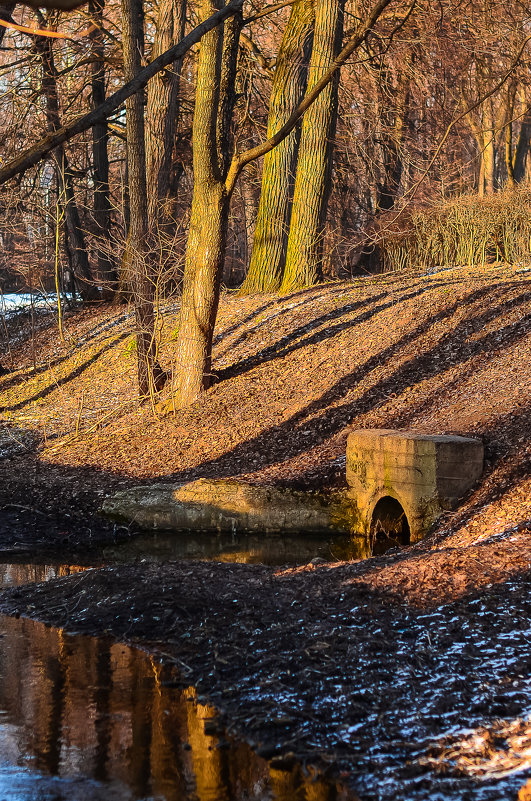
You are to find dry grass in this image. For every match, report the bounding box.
[1,263,531,550]
[380,186,531,272]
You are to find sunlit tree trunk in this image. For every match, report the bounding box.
[281,0,344,292]
[240,0,314,294]
[122,0,166,396]
[146,0,186,233]
[169,0,241,409]
[89,0,117,298]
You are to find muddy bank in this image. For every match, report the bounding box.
[0,449,143,557]
[1,532,531,800]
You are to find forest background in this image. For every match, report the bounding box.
[1,0,530,407]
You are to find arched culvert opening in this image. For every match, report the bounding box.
[370,496,410,554]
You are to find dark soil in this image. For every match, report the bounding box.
[0,450,139,557]
[1,540,530,801]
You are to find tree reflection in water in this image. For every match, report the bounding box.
[0,615,355,801]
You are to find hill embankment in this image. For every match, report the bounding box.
[1,264,530,553]
[2,265,531,799]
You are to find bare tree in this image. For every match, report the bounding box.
[241,0,315,294]
[121,0,166,395]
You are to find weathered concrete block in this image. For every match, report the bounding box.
[346,429,484,542]
[102,478,353,535]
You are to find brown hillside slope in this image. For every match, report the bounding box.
[1,264,531,550]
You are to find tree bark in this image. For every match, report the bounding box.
[89,0,117,298]
[505,120,515,188]
[146,0,186,232]
[482,132,496,195]
[513,114,531,182]
[281,0,344,293]
[241,0,315,294]
[121,0,166,396]
[170,0,241,409]
[34,33,98,301]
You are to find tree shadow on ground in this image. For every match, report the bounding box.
[214,282,354,360]
[0,308,134,394]
[0,330,130,413]
[165,285,531,491]
[214,277,476,382]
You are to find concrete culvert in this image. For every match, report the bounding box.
[370,496,410,553]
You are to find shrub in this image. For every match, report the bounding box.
[378,185,531,272]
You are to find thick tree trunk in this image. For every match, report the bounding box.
[35,35,98,301]
[146,0,186,232]
[169,0,240,409]
[89,0,117,298]
[280,0,344,293]
[122,0,166,396]
[513,115,531,182]
[241,0,315,294]
[173,186,230,405]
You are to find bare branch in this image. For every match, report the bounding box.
[243,0,294,26]
[225,0,397,194]
[0,0,241,185]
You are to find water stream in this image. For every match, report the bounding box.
[0,551,358,800]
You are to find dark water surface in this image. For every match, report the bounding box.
[0,562,356,801]
[102,529,375,566]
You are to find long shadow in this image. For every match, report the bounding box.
[214,279,511,383]
[165,287,531,485]
[214,282,353,360]
[0,330,130,413]
[0,309,134,394]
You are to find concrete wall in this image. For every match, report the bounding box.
[346,430,484,542]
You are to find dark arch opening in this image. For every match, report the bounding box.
[370,496,410,554]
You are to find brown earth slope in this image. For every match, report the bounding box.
[1,264,530,551]
[1,266,531,799]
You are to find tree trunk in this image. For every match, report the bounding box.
[146,0,186,233]
[35,34,98,301]
[0,2,14,46]
[173,186,230,405]
[169,0,241,409]
[89,0,117,298]
[505,121,515,188]
[513,115,531,182]
[482,135,496,195]
[374,54,413,212]
[122,0,166,396]
[281,0,344,293]
[240,0,314,294]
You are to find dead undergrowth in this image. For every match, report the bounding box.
[1,264,531,554]
[2,266,531,799]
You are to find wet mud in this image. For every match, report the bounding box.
[1,554,530,801]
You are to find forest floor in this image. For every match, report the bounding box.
[1,264,531,799]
